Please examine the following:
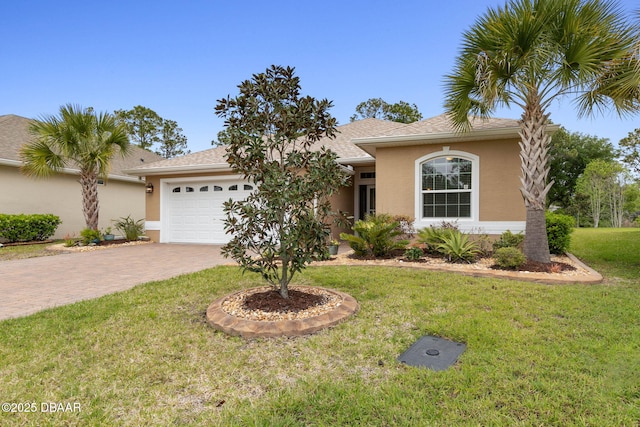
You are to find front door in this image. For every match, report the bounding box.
[358,185,376,220]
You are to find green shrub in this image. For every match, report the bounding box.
[0,213,61,242]
[417,227,452,253]
[80,228,102,245]
[492,230,524,252]
[546,211,575,254]
[404,246,424,261]
[340,214,409,258]
[113,215,145,241]
[493,247,526,269]
[435,230,480,263]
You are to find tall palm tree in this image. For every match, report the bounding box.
[444,0,640,263]
[20,104,130,230]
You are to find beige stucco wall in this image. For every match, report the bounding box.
[1,165,147,239]
[374,138,525,227]
[328,175,354,238]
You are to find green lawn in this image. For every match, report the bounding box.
[570,227,639,280]
[0,241,60,261]
[0,230,638,426]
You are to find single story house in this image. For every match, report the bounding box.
[0,114,163,238]
[126,114,557,244]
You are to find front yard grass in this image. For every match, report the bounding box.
[0,230,638,426]
[0,241,60,261]
[570,227,639,280]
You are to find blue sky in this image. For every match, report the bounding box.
[2,0,639,153]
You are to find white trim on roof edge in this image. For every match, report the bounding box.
[0,158,143,183]
[124,163,234,176]
[337,156,375,165]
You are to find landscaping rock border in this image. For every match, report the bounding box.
[206,286,359,338]
[312,248,603,285]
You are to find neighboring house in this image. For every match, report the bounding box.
[126,114,558,245]
[0,114,163,238]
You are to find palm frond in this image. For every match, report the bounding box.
[19,139,65,177]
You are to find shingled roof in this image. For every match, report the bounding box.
[351,114,534,156]
[0,114,163,181]
[124,114,531,176]
[126,118,407,175]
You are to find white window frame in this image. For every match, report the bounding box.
[414,149,480,230]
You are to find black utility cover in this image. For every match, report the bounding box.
[397,335,466,371]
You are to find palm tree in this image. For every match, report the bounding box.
[20,104,130,230]
[444,0,640,263]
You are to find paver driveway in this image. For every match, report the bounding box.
[0,243,231,320]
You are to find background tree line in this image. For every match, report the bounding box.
[114,105,189,159]
[548,127,640,228]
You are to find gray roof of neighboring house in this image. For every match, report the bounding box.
[0,114,163,181]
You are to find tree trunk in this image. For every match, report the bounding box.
[79,171,100,230]
[279,261,289,299]
[518,95,553,263]
[523,207,551,263]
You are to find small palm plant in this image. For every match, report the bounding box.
[418,226,480,263]
[113,215,144,241]
[436,231,480,263]
[340,214,408,258]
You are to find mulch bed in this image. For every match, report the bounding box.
[243,289,327,313]
[499,260,576,273]
[348,251,576,273]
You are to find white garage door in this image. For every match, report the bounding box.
[166,179,253,244]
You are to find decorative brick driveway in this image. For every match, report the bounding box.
[0,243,231,320]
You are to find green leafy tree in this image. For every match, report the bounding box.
[20,104,130,230]
[158,119,190,158]
[215,65,350,299]
[115,106,189,159]
[350,98,423,123]
[623,181,640,222]
[444,0,640,263]
[619,128,640,175]
[114,106,162,150]
[576,159,625,227]
[211,129,230,147]
[548,127,616,208]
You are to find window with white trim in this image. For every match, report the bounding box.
[421,156,472,218]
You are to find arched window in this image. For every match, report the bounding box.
[415,150,479,223]
[421,157,472,218]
